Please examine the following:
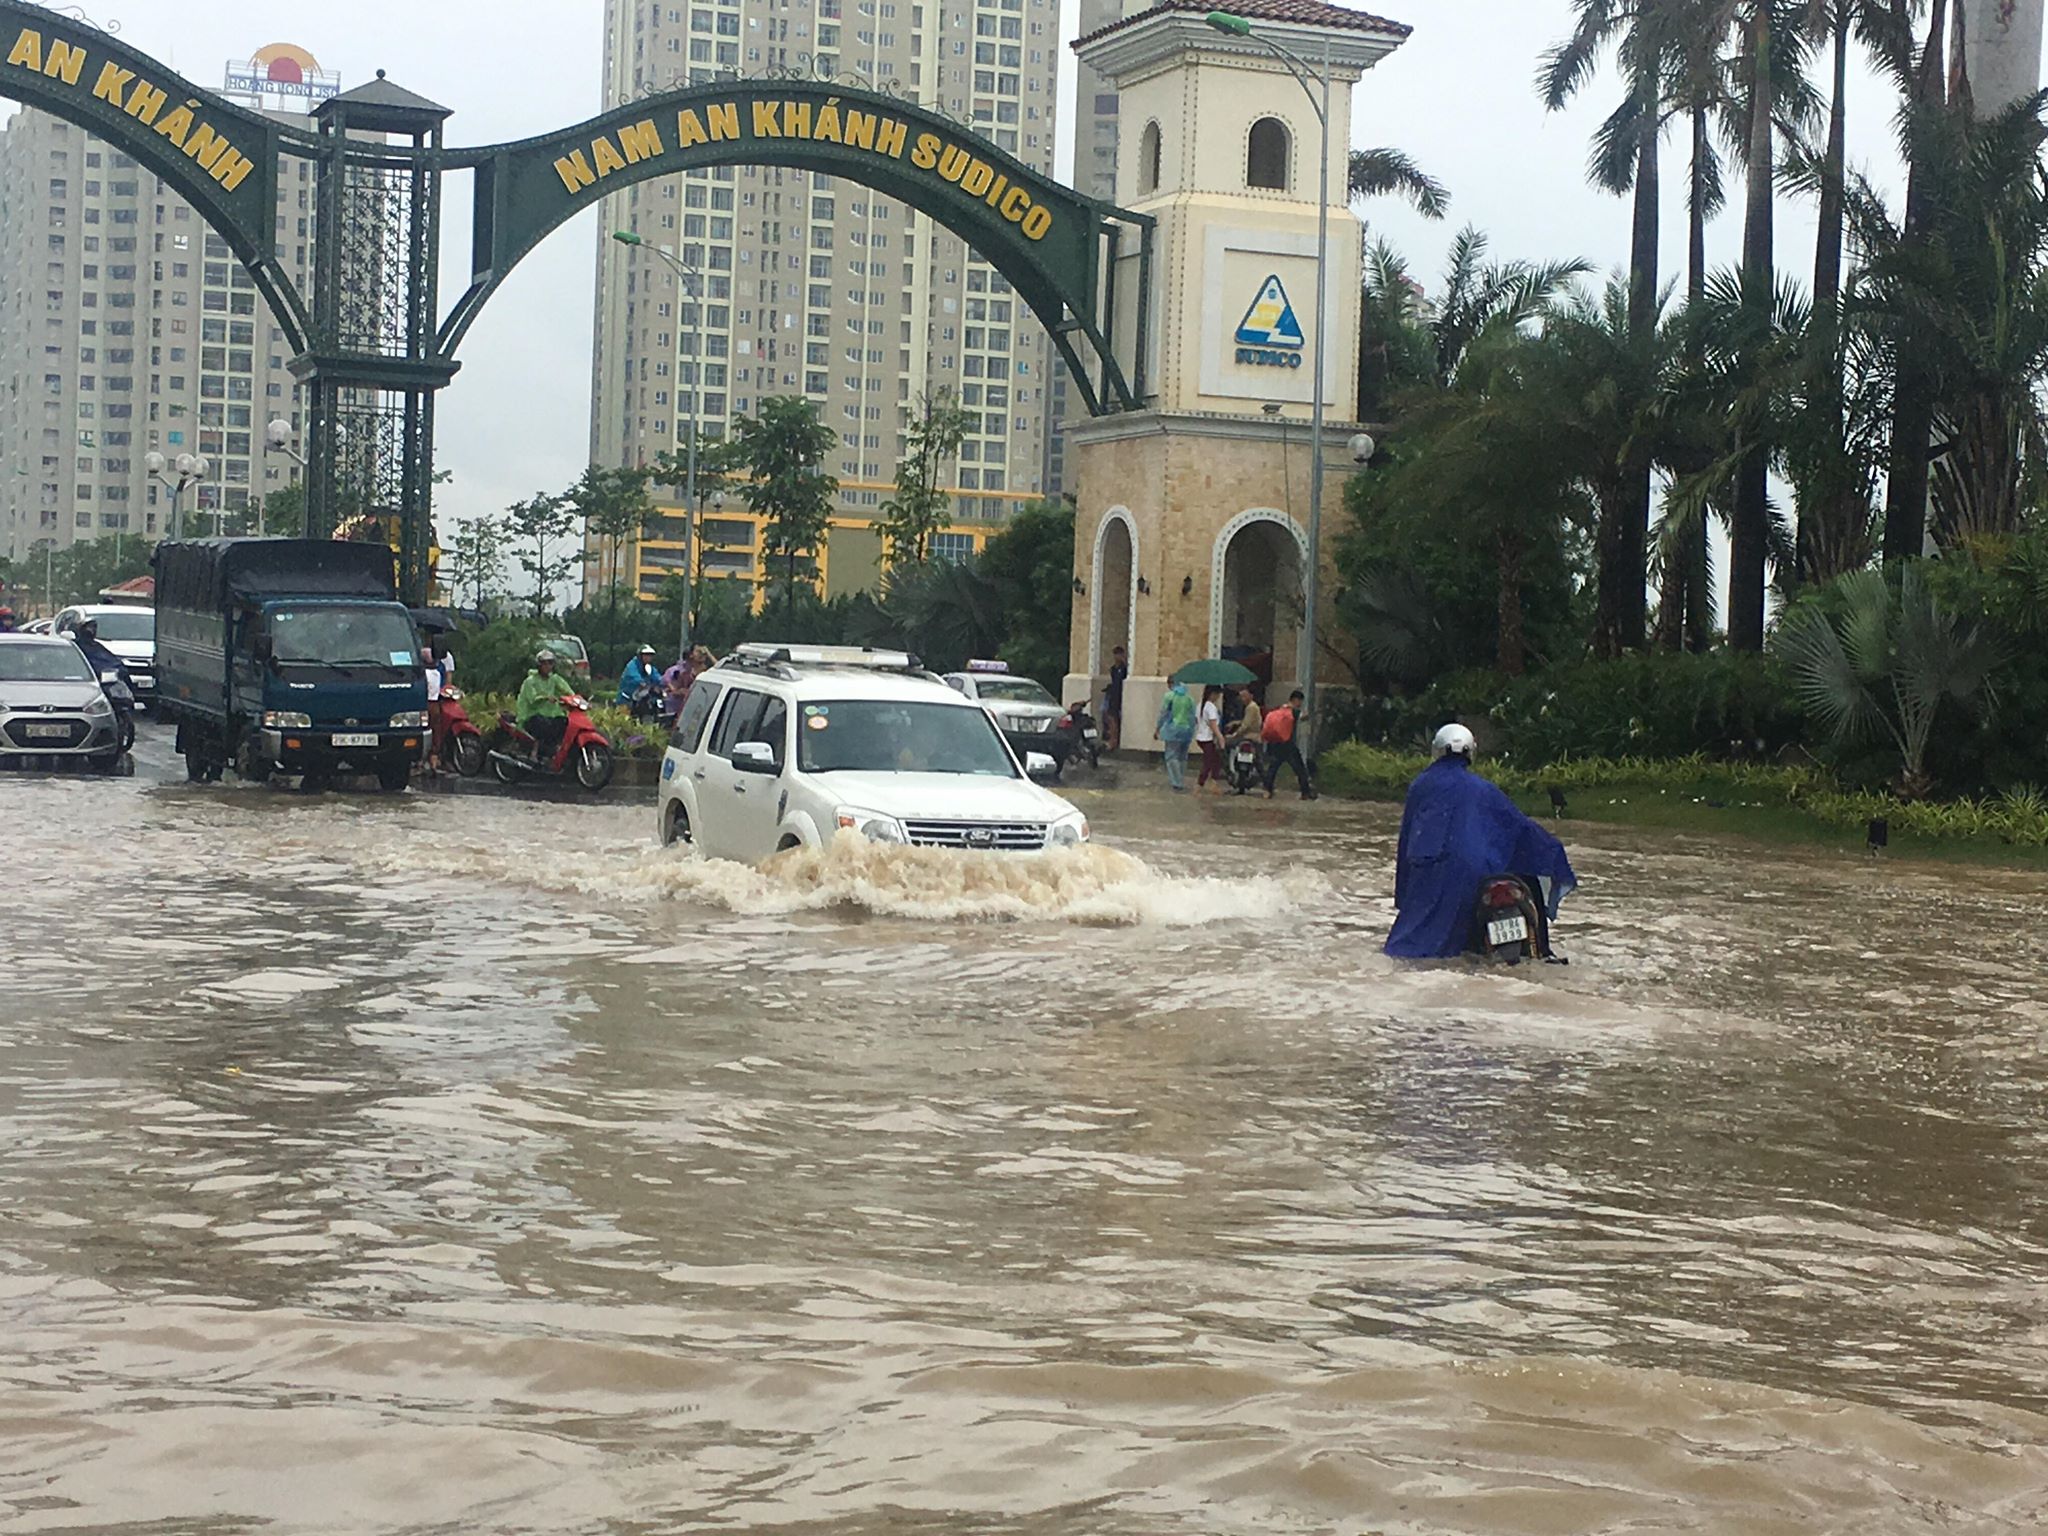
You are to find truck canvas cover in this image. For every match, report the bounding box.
[154,539,397,612]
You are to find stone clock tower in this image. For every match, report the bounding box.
[1063,0,1410,746]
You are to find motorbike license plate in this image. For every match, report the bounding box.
[331,732,378,748]
[1487,915,1530,947]
[24,723,70,740]
[1083,728,1099,740]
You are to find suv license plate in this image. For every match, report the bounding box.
[24,723,70,740]
[1487,916,1530,947]
[332,732,378,748]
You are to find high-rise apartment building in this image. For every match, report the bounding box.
[0,52,335,571]
[591,0,1064,602]
[1042,0,1129,496]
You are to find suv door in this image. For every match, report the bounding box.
[697,686,766,860]
[724,692,790,858]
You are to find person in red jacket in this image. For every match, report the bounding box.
[1261,689,1314,799]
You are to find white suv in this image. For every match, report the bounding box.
[657,644,1090,861]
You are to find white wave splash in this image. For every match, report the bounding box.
[386,832,1326,927]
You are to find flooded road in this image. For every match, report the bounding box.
[5,727,2048,1533]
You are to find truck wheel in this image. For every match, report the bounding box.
[449,733,486,777]
[376,761,411,794]
[574,742,614,792]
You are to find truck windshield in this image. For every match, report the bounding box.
[797,700,1019,777]
[269,607,419,668]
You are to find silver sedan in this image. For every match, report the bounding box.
[0,634,125,770]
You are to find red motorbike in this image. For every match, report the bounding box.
[439,686,487,778]
[487,694,614,792]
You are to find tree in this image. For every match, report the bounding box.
[878,388,974,566]
[49,534,152,606]
[259,482,306,538]
[444,513,507,611]
[503,491,578,619]
[1776,562,2002,795]
[1539,278,1683,657]
[1539,0,1676,650]
[1346,146,1450,218]
[731,395,838,602]
[1428,226,1592,383]
[977,496,1076,685]
[563,463,654,616]
[1357,239,1438,420]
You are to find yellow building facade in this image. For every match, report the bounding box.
[628,479,1043,608]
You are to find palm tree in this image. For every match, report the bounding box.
[1347,148,1450,218]
[1539,0,1675,650]
[1428,226,1593,383]
[1540,278,1684,657]
[1776,562,2002,796]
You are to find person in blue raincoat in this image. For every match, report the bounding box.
[1385,723,1577,959]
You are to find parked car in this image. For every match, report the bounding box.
[0,634,127,771]
[941,661,1069,765]
[657,643,1088,860]
[544,633,592,680]
[53,603,157,713]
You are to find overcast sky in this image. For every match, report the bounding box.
[4,0,1918,529]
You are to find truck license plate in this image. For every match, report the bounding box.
[1487,916,1529,947]
[24,723,70,739]
[331,732,378,748]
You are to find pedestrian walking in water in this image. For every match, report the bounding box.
[1195,683,1226,793]
[1262,689,1315,799]
[1156,680,1195,791]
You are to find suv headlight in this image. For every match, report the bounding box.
[388,710,428,729]
[836,807,906,844]
[1049,813,1089,847]
[262,711,312,729]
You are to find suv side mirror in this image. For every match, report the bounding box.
[1024,751,1058,782]
[731,740,779,775]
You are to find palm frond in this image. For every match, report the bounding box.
[1347,147,1450,219]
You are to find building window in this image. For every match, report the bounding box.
[1139,121,1161,193]
[1247,117,1290,191]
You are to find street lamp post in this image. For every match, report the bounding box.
[1206,10,1332,754]
[143,451,211,541]
[613,229,706,658]
[264,418,309,539]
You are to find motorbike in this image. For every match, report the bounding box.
[487,694,614,792]
[1228,738,1263,795]
[98,669,136,756]
[621,680,671,723]
[1471,875,1563,965]
[1053,700,1100,771]
[438,685,487,778]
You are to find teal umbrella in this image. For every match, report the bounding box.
[1172,658,1257,686]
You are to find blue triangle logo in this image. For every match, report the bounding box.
[1235,274,1305,349]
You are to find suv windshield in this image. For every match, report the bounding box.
[82,610,153,642]
[797,700,1019,777]
[974,677,1056,705]
[0,644,92,682]
[270,606,419,667]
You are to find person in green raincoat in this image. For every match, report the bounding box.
[516,648,578,758]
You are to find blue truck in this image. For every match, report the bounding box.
[153,539,428,790]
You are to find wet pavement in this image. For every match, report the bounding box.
[4,724,2048,1533]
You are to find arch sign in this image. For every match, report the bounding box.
[1,0,1152,599]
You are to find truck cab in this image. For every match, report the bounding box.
[155,539,427,790]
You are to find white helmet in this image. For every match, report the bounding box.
[1432,723,1477,760]
[535,647,557,663]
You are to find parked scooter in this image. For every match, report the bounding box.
[487,695,614,792]
[439,685,487,777]
[1471,875,1564,964]
[1227,738,1263,795]
[1052,699,1100,772]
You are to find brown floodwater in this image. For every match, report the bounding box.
[4,729,2048,1534]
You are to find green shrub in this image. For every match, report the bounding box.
[1363,650,1803,766]
[444,618,551,696]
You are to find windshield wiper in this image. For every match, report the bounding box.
[283,656,403,670]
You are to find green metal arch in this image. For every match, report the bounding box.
[440,79,1149,413]
[0,0,313,349]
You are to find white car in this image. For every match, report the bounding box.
[53,603,157,711]
[657,643,1090,861]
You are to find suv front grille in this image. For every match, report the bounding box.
[901,819,1048,851]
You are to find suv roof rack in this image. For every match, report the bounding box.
[722,643,928,678]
